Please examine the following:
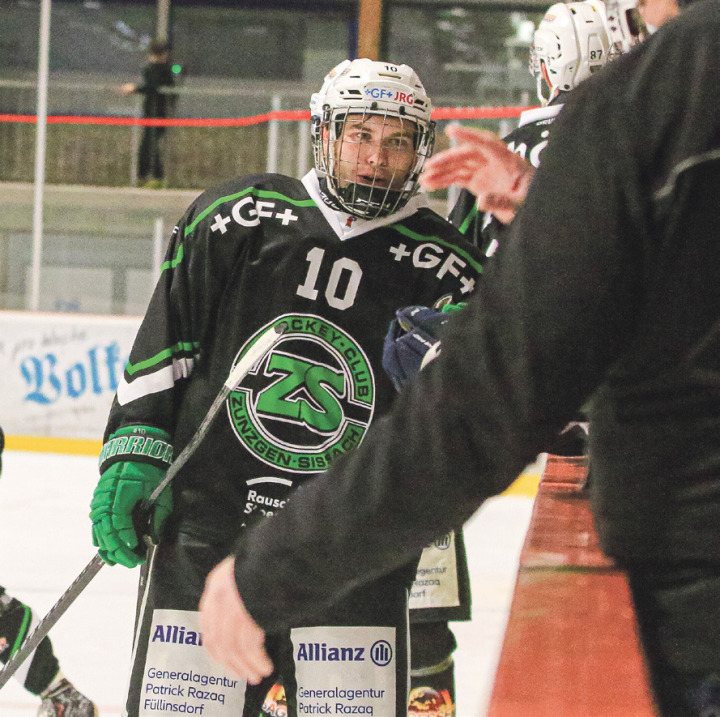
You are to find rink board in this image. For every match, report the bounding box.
[0,311,140,441]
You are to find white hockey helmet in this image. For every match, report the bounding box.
[310,58,435,219]
[530,1,612,105]
[604,0,649,56]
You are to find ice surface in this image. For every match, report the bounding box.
[0,449,532,716]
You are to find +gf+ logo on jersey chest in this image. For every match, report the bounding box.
[210,196,299,234]
[389,242,476,294]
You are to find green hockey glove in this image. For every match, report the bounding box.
[90,425,174,568]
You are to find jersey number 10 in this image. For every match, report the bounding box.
[296,247,362,310]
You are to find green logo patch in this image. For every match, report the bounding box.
[228,315,375,473]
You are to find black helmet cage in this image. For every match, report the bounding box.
[311,103,435,219]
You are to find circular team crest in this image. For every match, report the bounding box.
[227,315,375,473]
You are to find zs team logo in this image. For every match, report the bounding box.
[227,315,375,473]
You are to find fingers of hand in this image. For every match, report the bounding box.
[445,125,502,147]
[211,626,272,686]
[91,514,145,567]
[421,145,500,191]
[199,558,274,683]
[420,161,480,191]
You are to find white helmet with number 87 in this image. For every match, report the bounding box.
[530,1,612,105]
[310,58,435,219]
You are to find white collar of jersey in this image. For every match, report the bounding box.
[517,103,563,128]
[302,170,430,241]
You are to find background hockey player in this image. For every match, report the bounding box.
[449,0,618,253]
[0,427,97,717]
[388,1,619,466]
[197,1,720,715]
[433,0,630,458]
[440,0,657,248]
[89,58,483,717]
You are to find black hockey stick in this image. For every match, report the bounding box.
[0,321,288,690]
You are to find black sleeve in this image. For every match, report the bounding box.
[231,7,719,631]
[104,178,256,439]
[447,189,479,241]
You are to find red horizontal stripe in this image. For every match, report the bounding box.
[0,105,534,128]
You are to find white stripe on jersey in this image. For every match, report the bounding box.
[117,356,194,406]
[517,103,563,128]
[11,609,39,687]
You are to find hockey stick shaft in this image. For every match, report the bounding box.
[148,321,288,503]
[0,321,287,691]
[0,555,105,691]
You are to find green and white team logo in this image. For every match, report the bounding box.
[227,315,375,473]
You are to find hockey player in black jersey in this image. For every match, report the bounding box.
[449,0,615,253]
[89,58,483,717]
[436,1,644,458]
[0,427,97,717]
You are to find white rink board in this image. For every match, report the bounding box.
[0,311,141,440]
[0,448,533,717]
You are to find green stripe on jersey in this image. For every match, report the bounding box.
[184,187,318,238]
[10,605,31,657]
[160,242,184,275]
[458,206,479,235]
[391,224,483,274]
[125,340,199,376]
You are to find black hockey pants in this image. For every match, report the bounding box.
[125,531,416,717]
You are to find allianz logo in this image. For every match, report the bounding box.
[151,624,202,646]
[296,640,393,667]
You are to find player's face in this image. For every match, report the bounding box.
[636,0,679,27]
[332,114,417,192]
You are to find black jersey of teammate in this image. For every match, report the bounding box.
[106,170,483,540]
[449,100,565,254]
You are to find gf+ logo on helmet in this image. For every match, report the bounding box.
[365,87,415,105]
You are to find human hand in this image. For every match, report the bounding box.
[119,82,137,95]
[420,124,535,224]
[199,557,274,684]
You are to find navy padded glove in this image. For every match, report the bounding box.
[382,304,465,392]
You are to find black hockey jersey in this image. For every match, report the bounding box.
[448,101,564,254]
[105,171,483,540]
